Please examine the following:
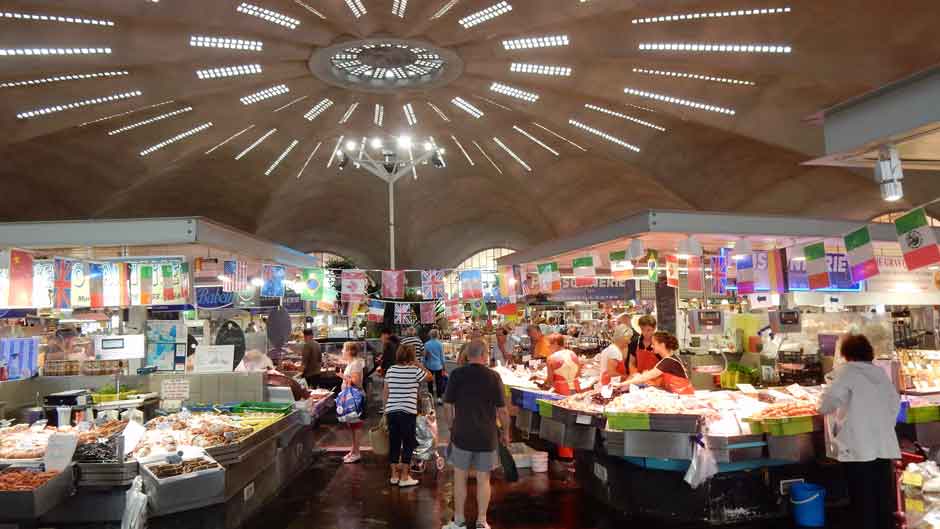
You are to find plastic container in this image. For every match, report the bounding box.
[903,405,940,424]
[604,412,651,431]
[790,482,825,527]
[763,416,817,437]
[536,399,554,419]
[531,452,549,473]
[231,402,293,415]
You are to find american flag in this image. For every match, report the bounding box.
[394,303,414,325]
[421,270,446,299]
[234,260,248,292]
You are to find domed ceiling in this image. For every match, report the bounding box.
[0,0,939,268]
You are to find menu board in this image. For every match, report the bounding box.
[654,276,677,335]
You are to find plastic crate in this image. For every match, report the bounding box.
[510,387,525,408]
[649,413,701,433]
[903,405,940,424]
[232,402,293,415]
[762,416,816,436]
[524,391,562,413]
[536,399,554,419]
[605,412,651,431]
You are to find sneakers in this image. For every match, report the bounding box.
[389,477,399,485]
[475,522,491,529]
[441,521,466,529]
[342,452,361,464]
[398,477,419,488]
[436,398,444,406]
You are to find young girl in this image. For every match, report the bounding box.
[342,341,365,463]
[621,332,692,395]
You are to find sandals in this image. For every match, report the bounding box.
[342,453,362,464]
[398,477,419,488]
[390,476,400,485]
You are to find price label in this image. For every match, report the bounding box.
[44,432,78,472]
[736,384,758,394]
[576,414,592,425]
[161,379,190,400]
[600,386,614,399]
[902,471,924,488]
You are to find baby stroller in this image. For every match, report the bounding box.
[411,391,446,475]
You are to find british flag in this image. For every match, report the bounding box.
[421,270,445,299]
[394,303,414,325]
[53,258,71,310]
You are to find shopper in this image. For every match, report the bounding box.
[443,341,510,529]
[627,315,658,375]
[300,329,323,388]
[383,343,432,488]
[545,334,581,395]
[457,328,485,365]
[598,325,630,386]
[401,326,425,359]
[379,328,401,376]
[424,329,446,404]
[525,325,551,359]
[621,332,692,394]
[341,341,366,464]
[491,326,513,366]
[818,334,900,529]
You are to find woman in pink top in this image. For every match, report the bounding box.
[545,333,581,396]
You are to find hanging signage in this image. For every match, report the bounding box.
[195,286,234,309]
[547,277,636,302]
[865,255,936,293]
[752,252,861,292]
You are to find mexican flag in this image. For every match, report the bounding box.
[537,262,561,292]
[844,226,880,282]
[572,256,595,287]
[896,208,940,271]
[609,251,634,281]
[804,242,830,290]
[665,255,679,288]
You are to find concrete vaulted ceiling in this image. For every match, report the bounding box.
[1,0,939,269]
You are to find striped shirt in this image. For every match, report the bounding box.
[400,336,425,357]
[384,365,427,415]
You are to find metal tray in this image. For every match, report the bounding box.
[76,460,139,487]
[206,411,300,466]
[622,430,695,460]
[141,455,225,517]
[0,464,75,520]
[516,409,541,435]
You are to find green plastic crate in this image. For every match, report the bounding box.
[906,406,940,424]
[762,416,815,436]
[604,412,651,431]
[536,399,554,419]
[232,401,293,415]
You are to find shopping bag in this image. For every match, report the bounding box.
[369,415,390,457]
[498,443,519,483]
[684,435,718,489]
[336,386,365,423]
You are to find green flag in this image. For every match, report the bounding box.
[300,268,324,301]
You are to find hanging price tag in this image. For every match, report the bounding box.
[576,414,592,425]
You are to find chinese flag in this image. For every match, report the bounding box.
[9,250,33,307]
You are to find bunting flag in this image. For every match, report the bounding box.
[221,260,236,292]
[446,299,462,321]
[101,262,121,307]
[340,269,368,303]
[572,256,595,287]
[234,261,249,293]
[609,251,634,281]
[537,262,561,293]
[804,242,830,290]
[420,302,437,324]
[32,261,53,309]
[497,265,518,302]
[394,303,413,325]
[710,254,726,295]
[382,270,405,299]
[459,269,483,299]
[687,256,704,294]
[88,263,104,308]
[139,264,153,305]
[367,300,385,322]
[261,264,286,297]
[496,302,518,316]
[8,250,33,307]
[665,255,679,288]
[180,262,191,302]
[119,263,131,306]
[161,264,176,301]
[300,268,324,301]
[766,248,789,294]
[470,299,486,317]
[421,270,446,299]
[53,258,72,309]
[736,254,755,295]
[896,208,940,271]
[0,250,8,307]
[70,261,91,308]
[645,250,659,282]
[844,226,879,282]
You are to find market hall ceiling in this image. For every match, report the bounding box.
[1,0,939,268]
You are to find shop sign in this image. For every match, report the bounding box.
[548,277,635,302]
[195,286,234,309]
[865,255,936,293]
[282,289,305,313]
[753,252,860,291]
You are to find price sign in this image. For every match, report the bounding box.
[786,384,811,400]
[44,432,78,472]
[600,385,614,399]
[161,379,191,400]
[902,471,924,488]
[736,384,758,394]
[576,414,593,425]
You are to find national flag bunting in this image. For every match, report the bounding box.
[687,256,704,294]
[8,249,33,307]
[896,208,940,271]
[710,254,727,295]
[804,242,830,290]
[53,257,72,309]
[537,262,561,293]
[382,270,405,299]
[645,250,659,282]
[161,264,175,302]
[572,256,595,287]
[421,270,446,299]
[665,255,679,288]
[368,300,385,322]
[609,251,634,281]
[420,302,437,324]
[340,270,368,303]
[446,299,462,321]
[394,303,414,325]
[470,299,486,318]
[88,263,104,308]
[497,266,518,302]
[459,269,483,299]
[221,260,237,292]
[766,249,789,294]
[844,226,879,282]
[300,268,324,301]
[32,261,53,309]
[736,254,755,294]
[261,265,286,298]
[70,261,90,308]
[496,302,518,316]
[139,264,153,305]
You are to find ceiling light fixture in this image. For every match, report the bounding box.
[339,101,359,124]
[80,100,173,127]
[240,84,289,105]
[374,103,384,126]
[875,144,904,202]
[404,103,417,126]
[451,97,484,118]
[633,68,755,86]
[326,136,344,168]
[451,135,474,166]
[205,124,255,154]
[235,128,277,160]
[0,11,114,26]
[624,87,735,115]
[398,135,413,149]
[296,142,321,179]
[429,137,446,167]
[0,70,128,89]
[427,102,450,122]
[265,139,299,175]
[392,0,408,17]
[493,137,531,171]
[293,0,326,19]
[196,64,262,79]
[531,122,586,151]
[473,94,511,111]
[490,82,539,102]
[370,138,384,149]
[633,7,791,24]
[510,63,572,77]
[139,122,213,156]
[568,119,640,152]
[273,95,307,112]
[473,140,502,174]
[431,0,460,19]
[303,98,333,121]
[638,43,792,54]
[190,36,262,51]
[513,125,559,156]
[584,103,666,131]
[17,90,142,119]
[236,3,300,29]
[344,0,367,18]
[108,106,193,135]
[502,35,568,50]
[459,1,512,28]
[0,47,111,56]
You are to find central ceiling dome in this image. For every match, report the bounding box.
[309,37,463,93]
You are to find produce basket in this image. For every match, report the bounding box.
[140,450,225,516]
[231,402,293,415]
[604,412,651,431]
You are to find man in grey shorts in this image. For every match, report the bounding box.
[442,340,510,529]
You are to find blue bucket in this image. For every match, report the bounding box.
[791,482,826,527]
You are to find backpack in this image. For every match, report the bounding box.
[336,386,365,423]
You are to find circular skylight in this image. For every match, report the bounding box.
[309,38,462,93]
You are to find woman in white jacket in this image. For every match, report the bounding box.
[818,334,900,529]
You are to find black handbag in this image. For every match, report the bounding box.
[497,443,519,482]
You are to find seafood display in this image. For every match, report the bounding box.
[0,468,59,491]
[146,457,220,479]
[130,413,254,459]
[0,419,128,460]
[748,400,819,420]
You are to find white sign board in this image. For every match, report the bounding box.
[194,345,235,373]
[95,334,146,360]
[160,378,191,400]
[44,432,78,472]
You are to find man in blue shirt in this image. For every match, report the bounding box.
[424,329,446,405]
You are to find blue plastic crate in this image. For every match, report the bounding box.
[524,390,562,413]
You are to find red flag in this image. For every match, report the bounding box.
[420,302,436,324]
[341,270,368,303]
[666,255,679,288]
[496,303,518,316]
[382,270,405,299]
[687,257,704,294]
[8,249,33,307]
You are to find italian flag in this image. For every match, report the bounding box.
[609,250,634,281]
[804,242,830,290]
[896,208,940,271]
[537,262,561,292]
[572,256,595,287]
[844,226,879,282]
